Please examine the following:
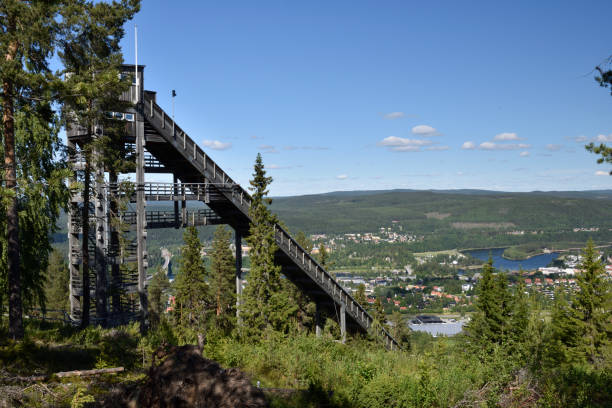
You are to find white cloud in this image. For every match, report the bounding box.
[426,145,450,151]
[259,144,278,153]
[595,170,609,176]
[520,151,530,157]
[493,132,523,141]
[336,174,348,180]
[268,164,293,170]
[595,134,612,142]
[412,125,439,136]
[573,135,588,143]
[478,142,531,151]
[462,141,476,150]
[546,144,562,151]
[250,135,263,140]
[202,140,232,150]
[383,112,405,119]
[378,136,434,152]
[392,146,421,152]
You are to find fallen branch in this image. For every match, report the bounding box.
[1,367,124,383]
[54,367,124,378]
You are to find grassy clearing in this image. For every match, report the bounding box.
[413,249,463,258]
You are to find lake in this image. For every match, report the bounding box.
[409,321,465,336]
[464,248,559,271]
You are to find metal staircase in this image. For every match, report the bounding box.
[139,93,400,350]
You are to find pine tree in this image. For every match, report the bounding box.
[209,225,236,334]
[240,153,296,339]
[173,227,209,334]
[58,0,139,327]
[147,267,170,329]
[549,240,612,367]
[1,0,61,339]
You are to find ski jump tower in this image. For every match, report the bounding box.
[67,65,399,349]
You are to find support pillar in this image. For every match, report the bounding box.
[235,231,242,323]
[68,140,81,322]
[340,303,346,344]
[181,183,186,226]
[108,171,121,315]
[173,174,179,228]
[136,113,148,333]
[93,135,108,324]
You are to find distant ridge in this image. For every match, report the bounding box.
[274,189,612,200]
[270,189,612,236]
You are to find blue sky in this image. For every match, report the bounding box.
[119,0,612,196]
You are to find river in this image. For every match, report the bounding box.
[409,320,466,336]
[463,248,559,271]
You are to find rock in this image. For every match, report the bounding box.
[136,345,268,408]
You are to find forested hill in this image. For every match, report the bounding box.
[270,189,612,236]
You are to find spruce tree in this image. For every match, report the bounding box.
[355,283,367,306]
[240,153,296,339]
[374,297,386,324]
[147,267,170,329]
[209,225,236,334]
[289,231,315,332]
[389,311,411,349]
[507,274,530,360]
[549,240,612,367]
[464,258,507,350]
[318,243,330,269]
[173,227,209,334]
[45,250,70,314]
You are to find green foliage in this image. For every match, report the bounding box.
[147,267,170,329]
[241,154,297,339]
[173,226,209,334]
[548,240,612,368]
[464,258,531,365]
[207,332,502,408]
[295,230,313,253]
[389,311,411,350]
[70,385,94,408]
[58,0,139,326]
[586,142,612,175]
[45,249,70,314]
[354,283,367,306]
[373,297,386,325]
[0,102,71,324]
[209,225,236,334]
[317,243,330,270]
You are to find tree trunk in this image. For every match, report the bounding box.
[80,156,91,328]
[3,15,23,339]
[216,287,221,316]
